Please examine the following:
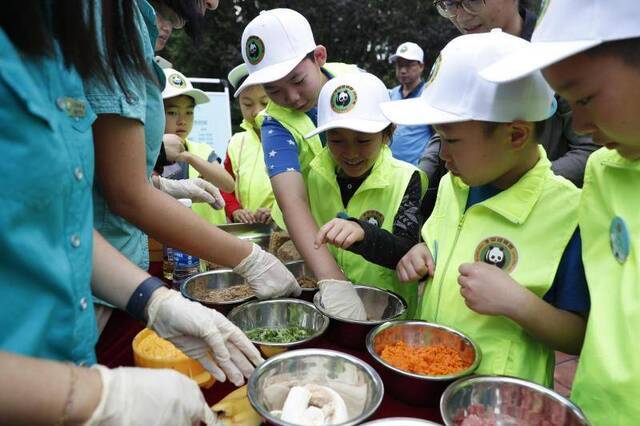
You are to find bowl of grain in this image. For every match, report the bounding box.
[180,269,256,314]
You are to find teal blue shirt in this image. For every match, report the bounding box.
[85,0,166,271]
[0,29,98,364]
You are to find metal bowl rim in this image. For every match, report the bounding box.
[313,285,408,325]
[180,270,255,305]
[439,374,590,425]
[360,417,442,425]
[365,320,482,381]
[283,260,318,292]
[247,348,385,426]
[227,298,330,347]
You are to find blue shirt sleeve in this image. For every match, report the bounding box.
[543,228,590,314]
[261,116,302,178]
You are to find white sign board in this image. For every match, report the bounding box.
[188,78,232,161]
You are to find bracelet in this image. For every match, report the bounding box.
[126,277,166,323]
[55,363,78,426]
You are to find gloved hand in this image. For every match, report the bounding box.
[318,280,367,321]
[157,176,225,209]
[233,243,302,299]
[147,289,264,386]
[86,364,217,426]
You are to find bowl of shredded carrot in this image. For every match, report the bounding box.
[366,321,480,406]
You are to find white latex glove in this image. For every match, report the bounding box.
[86,364,217,426]
[147,289,264,386]
[157,176,225,209]
[318,280,367,321]
[233,243,302,299]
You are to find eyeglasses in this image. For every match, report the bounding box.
[155,4,186,29]
[433,0,486,18]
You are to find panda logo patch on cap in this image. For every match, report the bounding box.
[331,85,358,114]
[399,44,408,53]
[246,36,266,65]
[168,73,187,89]
[359,210,385,228]
[474,236,518,273]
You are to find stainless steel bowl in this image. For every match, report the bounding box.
[313,286,407,351]
[366,321,480,406]
[284,260,318,301]
[180,269,255,314]
[227,299,329,356]
[248,348,384,426]
[440,375,590,426]
[360,418,442,425]
[202,223,273,271]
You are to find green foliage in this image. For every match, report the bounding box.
[163,1,458,127]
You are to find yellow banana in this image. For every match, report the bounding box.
[230,408,262,426]
[213,395,254,416]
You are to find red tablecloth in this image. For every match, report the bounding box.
[96,262,443,423]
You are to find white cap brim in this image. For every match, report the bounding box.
[380,97,470,126]
[162,88,210,105]
[480,39,601,83]
[305,118,390,139]
[234,54,306,97]
[389,53,422,64]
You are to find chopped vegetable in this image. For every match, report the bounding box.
[381,341,471,375]
[245,326,313,343]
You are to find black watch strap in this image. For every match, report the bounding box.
[126,277,166,323]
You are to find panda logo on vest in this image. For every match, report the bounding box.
[359,210,385,228]
[475,236,518,273]
[331,85,358,114]
[168,73,187,89]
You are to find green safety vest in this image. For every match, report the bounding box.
[226,119,275,212]
[185,139,228,225]
[420,147,579,386]
[255,62,360,230]
[570,148,640,425]
[308,145,426,317]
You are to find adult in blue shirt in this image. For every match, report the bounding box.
[388,42,433,165]
[0,2,261,424]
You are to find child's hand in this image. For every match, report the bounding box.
[163,133,185,162]
[174,151,192,163]
[314,218,364,250]
[233,209,256,224]
[457,262,526,316]
[396,243,435,282]
[254,208,273,225]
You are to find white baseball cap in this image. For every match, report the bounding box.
[481,0,640,83]
[236,8,316,97]
[227,63,249,92]
[162,68,209,104]
[389,42,424,64]
[381,29,556,126]
[305,72,390,138]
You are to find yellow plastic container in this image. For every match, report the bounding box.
[132,328,215,388]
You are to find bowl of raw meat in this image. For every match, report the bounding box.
[247,348,384,426]
[366,321,480,406]
[440,375,590,426]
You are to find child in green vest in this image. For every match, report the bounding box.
[482,1,640,422]
[161,68,233,225]
[237,8,360,292]
[306,72,426,318]
[383,30,589,387]
[221,63,274,225]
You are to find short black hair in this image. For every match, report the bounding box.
[156,0,207,45]
[482,120,547,143]
[304,50,317,63]
[586,37,640,69]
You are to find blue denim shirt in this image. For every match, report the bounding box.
[85,0,166,271]
[0,29,98,365]
[389,82,433,165]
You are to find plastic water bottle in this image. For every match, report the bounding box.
[162,246,174,281]
[171,199,201,290]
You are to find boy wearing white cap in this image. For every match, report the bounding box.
[238,8,360,284]
[222,64,274,224]
[385,30,589,386]
[157,68,234,225]
[388,42,434,166]
[308,72,426,318]
[482,0,640,422]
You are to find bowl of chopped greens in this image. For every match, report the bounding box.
[228,299,330,357]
